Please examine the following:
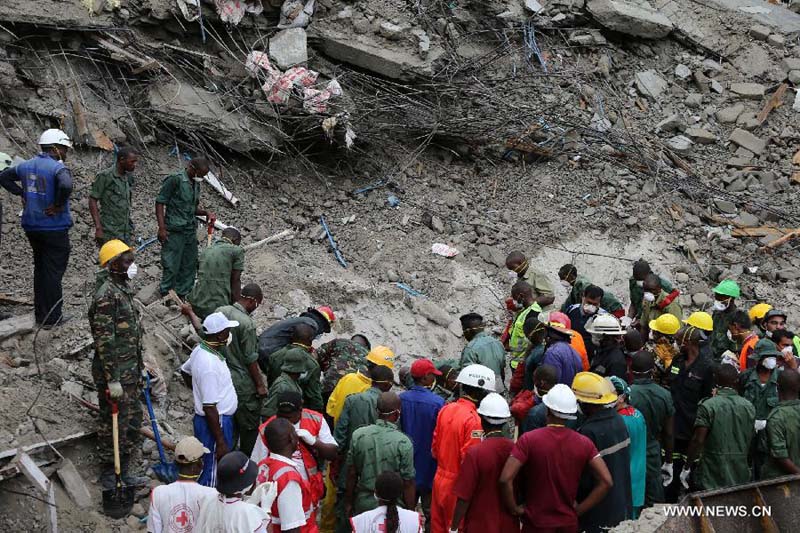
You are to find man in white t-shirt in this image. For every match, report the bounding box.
[180,312,239,486]
[147,436,217,532]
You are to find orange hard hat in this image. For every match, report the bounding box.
[317,306,335,323]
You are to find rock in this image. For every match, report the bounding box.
[794,90,800,112]
[586,0,673,39]
[269,28,308,69]
[749,24,770,40]
[781,58,800,74]
[525,0,544,12]
[692,292,711,306]
[135,281,161,306]
[735,112,760,130]
[710,80,723,94]
[674,64,691,79]
[779,267,800,281]
[412,299,451,327]
[60,381,84,398]
[767,34,785,47]
[787,70,800,85]
[477,244,506,268]
[126,514,143,530]
[702,59,723,74]
[684,93,703,108]
[635,70,668,99]
[666,135,693,154]
[730,83,765,100]
[729,128,767,155]
[734,211,759,226]
[714,199,737,214]
[386,270,400,282]
[675,272,690,283]
[411,29,430,59]
[379,21,403,40]
[429,215,445,233]
[656,114,685,132]
[686,127,716,144]
[715,104,744,124]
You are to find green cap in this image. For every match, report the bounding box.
[750,338,781,360]
[281,348,307,373]
[713,279,741,298]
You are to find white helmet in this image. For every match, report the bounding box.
[542,384,578,420]
[585,314,625,336]
[455,364,496,392]
[477,393,511,422]
[38,129,73,148]
[0,152,11,171]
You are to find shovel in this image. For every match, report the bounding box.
[143,372,178,483]
[102,395,135,519]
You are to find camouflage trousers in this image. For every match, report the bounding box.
[93,371,143,464]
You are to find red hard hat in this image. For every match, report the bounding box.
[548,311,571,330]
[317,306,335,323]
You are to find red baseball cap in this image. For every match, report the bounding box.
[411,359,442,378]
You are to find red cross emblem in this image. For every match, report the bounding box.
[176,511,189,526]
[169,503,193,533]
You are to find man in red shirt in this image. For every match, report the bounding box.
[500,384,612,533]
[430,364,496,533]
[450,393,519,533]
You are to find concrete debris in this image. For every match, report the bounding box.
[716,104,745,124]
[666,135,693,154]
[56,459,93,508]
[635,70,669,99]
[214,0,264,25]
[525,0,545,13]
[729,128,767,155]
[656,114,686,132]
[684,93,703,108]
[278,0,316,29]
[270,28,309,69]
[748,24,770,40]
[794,90,800,112]
[378,22,404,41]
[685,127,716,144]
[587,0,673,38]
[730,83,766,100]
[674,64,691,79]
[0,314,35,340]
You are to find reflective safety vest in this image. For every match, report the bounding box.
[257,456,315,533]
[257,409,325,503]
[739,333,759,370]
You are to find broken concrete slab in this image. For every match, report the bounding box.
[731,44,773,78]
[635,70,669,99]
[686,127,716,144]
[667,135,693,153]
[0,314,35,340]
[586,0,673,38]
[716,104,745,123]
[0,0,115,27]
[730,83,765,100]
[675,64,692,79]
[269,28,308,69]
[749,24,770,40]
[56,459,92,508]
[729,128,767,154]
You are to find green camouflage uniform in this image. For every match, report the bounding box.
[711,305,738,360]
[317,339,368,399]
[629,378,675,506]
[216,302,262,456]
[187,238,244,320]
[88,270,143,465]
[156,170,200,297]
[267,344,323,412]
[740,366,780,478]
[762,399,800,479]
[262,373,302,418]
[693,388,756,490]
[90,166,133,244]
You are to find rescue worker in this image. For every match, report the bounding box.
[257,306,335,369]
[728,310,759,370]
[548,311,589,371]
[430,364,495,533]
[521,364,562,433]
[187,227,244,321]
[89,239,147,488]
[558,264,624,318]
[771,330,800,370]
[433,364,458,403]
[344,392,416,519]
[268,323,323,412]
[179,312,240,486]
[399,359,445,531]
[749,303,773,337]
[181,283,267,456]
[541,321,583,386]
[710,279,740,359]
[609,376,647,518]
[648,313,680,383]
[682,364,755,491]
[639,273,682,342]
[317,334,371,406]
[263,350,308,419]
[763,370,800,478]
[683,311,715,359]
[565,284,605,358]
[350,471,423,533]
[155,156,214,299]
[459,313,506,394]
[253,392,338,525]
[585,314,627,380]
[504,250,555,308]
[664,325,714,501]
[628,259,677,322]
[508,281,542,373]
[256,418,314,532]
[0,129,74,327]
[147,436,217,533]
[500,384,612,532]
[573,372,632,532]
[335,365,395,453]
[450,393,519,533]
[89,146,138,245]
[628,351,674,506]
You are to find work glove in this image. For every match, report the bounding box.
[295,428,317,446]
[661,462,674,487]
[680,467,691,490]
[720,350,739,370]
[755,419,767,431]
[108,381,123,400]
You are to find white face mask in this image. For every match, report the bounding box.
[762,357,777,370]
[713,300,729,311]
[765,330,773,339]
[507,270,518,281]
[782,346,794,356]
[560,280,572,288]
[226,334,234,347]
[643,292,656,303]
[192,177,204,183]
[726,330,734,340]
[583,304,598,315]
[126,262,138,280]
[636,280,644,287]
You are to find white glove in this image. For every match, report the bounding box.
[295,428,317,446]
[680,467,691,490]
[620,316,633,328]
[108,381,123,400]
[755,419,767,431]
[661,462,674,487]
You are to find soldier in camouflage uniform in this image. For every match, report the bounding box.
[317,334,371,406]
[187,227,245,321]
[89,240,147,488]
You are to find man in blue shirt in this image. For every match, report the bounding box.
[399,358,445,531]
[0,129,74,327]
[566,284,606,359]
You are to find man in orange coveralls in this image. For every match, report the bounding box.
[430,364,496,533]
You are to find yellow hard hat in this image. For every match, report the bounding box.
[366,345,395,369]
[98,239,131,267]
[683,311,713,332]
[649,314,681,335]
[571,372,618,405]
[749,303,773,322]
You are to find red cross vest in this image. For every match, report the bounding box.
[257,456,315,533]
[257,409,325,503]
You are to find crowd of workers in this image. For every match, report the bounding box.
[4,133,800,532]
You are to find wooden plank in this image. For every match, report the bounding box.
[56,459,92,508]
[94,37,159,72]
[731,227,792,238]
[761,229,800,250]
[756,83,788,125]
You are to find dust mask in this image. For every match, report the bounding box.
[192,177,204,183]
[226,335,234,346]
[782,346,794,356]
[583,304,598,315]
[713,300,729,311]
[126,262,138,280]
[643,292,656,303]
[560,280,572,288]
[762,357,777,370]
[636,280,644,287]
[726,330,734,341]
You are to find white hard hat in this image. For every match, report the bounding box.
[542,384,578,420]
[455,364,496,392]
[0,152,11,171]
[38,129,73,148]
[477,393,511,422]
[202,312,239,334]
[585,314,625,336]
